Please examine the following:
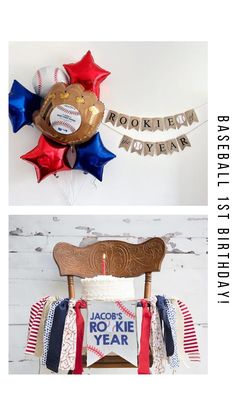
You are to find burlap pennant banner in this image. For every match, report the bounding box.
[119,135,133,151]
[105,108,198,132]
[119,134,191,157]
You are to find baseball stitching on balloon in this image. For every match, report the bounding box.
[115,300,135,319]
[51,120,76,133]
[54,67,59,84]
[87,345,105,359]
[57,105,80,116]
[36,70,42,96]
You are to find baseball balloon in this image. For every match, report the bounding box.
[32,66,69,98]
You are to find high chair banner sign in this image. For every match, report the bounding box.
[87,301,138,366]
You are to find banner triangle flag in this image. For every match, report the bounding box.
[86,301,138,367]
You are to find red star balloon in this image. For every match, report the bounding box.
[63,50,110,98]
[21,135,71,182]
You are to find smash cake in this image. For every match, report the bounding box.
[81,275,135,301]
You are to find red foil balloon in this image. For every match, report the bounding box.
[21,134,71,182]
[63,50,110,98]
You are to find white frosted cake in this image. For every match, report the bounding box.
[81,275,135,301]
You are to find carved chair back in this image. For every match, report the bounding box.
[53,237,166,368]
[53,237,166,298]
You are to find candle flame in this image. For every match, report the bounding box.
[102,253,106,259]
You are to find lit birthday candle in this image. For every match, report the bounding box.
[102,253,106,275]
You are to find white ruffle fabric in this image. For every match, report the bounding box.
[81,275,135,301]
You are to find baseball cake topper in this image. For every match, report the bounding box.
[9,51,116,182]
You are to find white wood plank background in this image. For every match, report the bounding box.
[9,215,208,374]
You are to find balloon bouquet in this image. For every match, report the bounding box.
[9,51,116,183]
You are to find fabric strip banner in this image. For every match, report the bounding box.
[119,134,191,156]
[105,109,198,132]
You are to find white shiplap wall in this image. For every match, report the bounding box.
[9,215,207,374]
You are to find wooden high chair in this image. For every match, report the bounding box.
[53,237,166,369]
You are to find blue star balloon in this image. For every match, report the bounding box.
[73,132,116,181]
[9,80,41,133]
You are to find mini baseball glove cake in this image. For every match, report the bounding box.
[33,82,105,145]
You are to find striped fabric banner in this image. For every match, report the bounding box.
[177,300,201,362]
[25,296,49,354]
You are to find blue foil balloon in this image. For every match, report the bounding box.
[9,80,41,133]
[73,132,116,181]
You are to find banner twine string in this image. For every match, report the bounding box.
[101,119,208,139]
